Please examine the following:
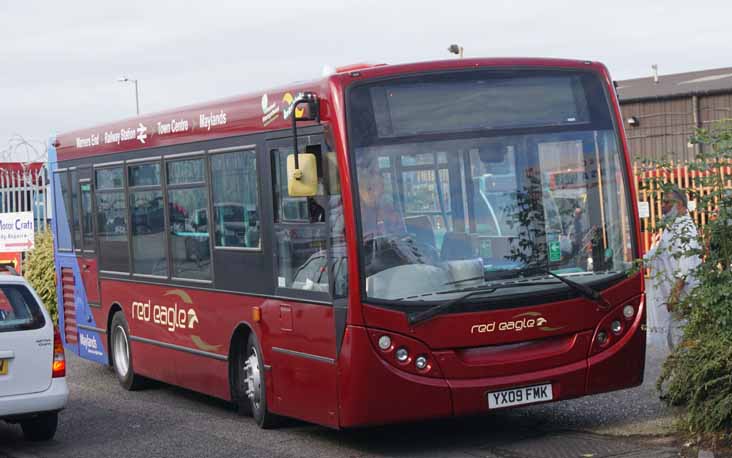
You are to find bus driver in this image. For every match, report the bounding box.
[357,156,405,239]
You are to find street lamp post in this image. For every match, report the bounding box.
[117,76,140,115]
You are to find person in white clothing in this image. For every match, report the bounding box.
[643,187,701,350]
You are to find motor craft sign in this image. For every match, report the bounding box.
[0,212,34,252]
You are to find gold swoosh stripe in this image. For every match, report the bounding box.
[539,326,566,332]
[191,335,221,352]
[164,289,193,304]
[514,311,543,318]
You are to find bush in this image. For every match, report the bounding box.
[23,229,58,324]
[648,119,732,434]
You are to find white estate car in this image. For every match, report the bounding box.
[0,272,68,441]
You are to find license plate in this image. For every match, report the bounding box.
[0,359,7,375]
[487,383,553,409]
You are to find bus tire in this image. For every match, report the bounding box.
[110,312,146,391]
[240,333,279,428]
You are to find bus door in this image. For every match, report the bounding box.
[75,167,105,362]
[77,169,101,306]
[265,134,340,427]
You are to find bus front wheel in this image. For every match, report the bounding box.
[239,333,279,428]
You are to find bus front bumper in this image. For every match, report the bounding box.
[337,320,645,428]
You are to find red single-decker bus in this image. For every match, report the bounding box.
[50,57,644,428]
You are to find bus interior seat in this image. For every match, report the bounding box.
[487,237,512,260]
[404,215,435,247]
[441,232,474,261]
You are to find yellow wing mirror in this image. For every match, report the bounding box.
[287,91,320,197]
[287,153,318,197]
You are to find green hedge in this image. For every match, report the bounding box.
[23,229,58,324]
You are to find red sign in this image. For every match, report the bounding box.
[0,252,21,275]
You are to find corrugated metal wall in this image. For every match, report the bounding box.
[620,92,732,162]
[700,93,732,127]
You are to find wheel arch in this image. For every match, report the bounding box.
[228,321,255,402]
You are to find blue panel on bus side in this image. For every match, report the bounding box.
[78,328,108,363]
[48,145,79,350]
[48,143,77,354]
[73,258,108,363]
[48,141,108,363]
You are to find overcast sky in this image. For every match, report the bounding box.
[1,0,730,160]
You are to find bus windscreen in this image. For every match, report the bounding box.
[347,69,634,305]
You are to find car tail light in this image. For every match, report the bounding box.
[52,326,66,378]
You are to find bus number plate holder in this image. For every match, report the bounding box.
[487,383,553,409]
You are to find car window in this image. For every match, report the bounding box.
[0,285,45,332]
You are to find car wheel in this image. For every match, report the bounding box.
[239,333,279,428]
[110,312,146,390]
[20,412,58,441]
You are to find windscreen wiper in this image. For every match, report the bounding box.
[519,266,613,311]
[406,280,558,326]
[406,269,616,326]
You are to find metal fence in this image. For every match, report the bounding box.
[0,164,50,232]
[633,159,728,255]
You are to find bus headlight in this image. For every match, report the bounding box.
[378,335,392,350]
[610,320,622,334]
[590,296,642,356]
[367,330,442,378]
[415,356,428,370]
[596,331,608,345]
[623,305,635,319]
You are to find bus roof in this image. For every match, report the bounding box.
[53,57,607,162]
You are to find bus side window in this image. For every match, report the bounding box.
[128,162,166,277]
[210,149,260,249]
[70,169,81,251]
[80,181,95,252]
[54,171,73,251]
[95,166,129,272]
[166,158,211,281]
